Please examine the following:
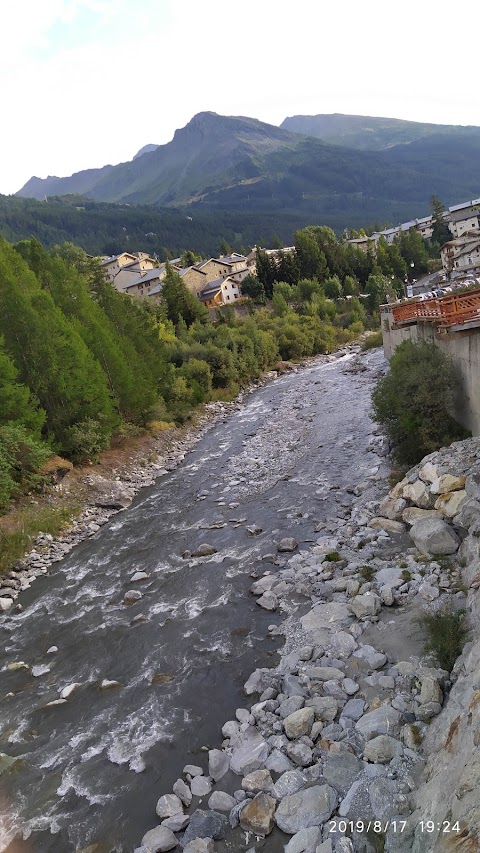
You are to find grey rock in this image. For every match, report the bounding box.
[368,777,398,820]
[329,631,358,659]
[257,591,279,610]
[349,592,381,619]
[286,742,313,767]
[418,583,440,601]
[410,518,460,555]
[300,603,352,644]
[356,706,401,740]
[415,702,442,721]
[275,785,337,834]
[191,776,212,797]
[229,727,269,775]
[284,707,315,739]
[352,645,387,670]
[183,840,215,853]
[342,678,360,695]
[124,589,142,605]
[322,753,363,796]
[375,567,404,589]
[340,699,366,722]
[141,825,177,852]
[88,476,133,509]
[155,793,184,819]
[284,826,322,853]
[130,571,149,583]
[338,778,372,820]
[184,764,203,777]
[228,800,248,828]
[181,809,228,847]
[419,675,442,705]
[173,778,192,806]
[279,696,305,718]
[241,769,274,793]
[191,543,218,557]
[265,749,293,773]
[305,696,338,721]
[305,666,345,682]
[208,749,229,782]
[282,674,307,697]
[278,538,298,552]
[363,735,402,763]
[207,791,237,811]
[161,813,190,831]
[274,769,307,799]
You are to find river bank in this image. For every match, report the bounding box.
[1,340,382,852]
[133,379,480,851]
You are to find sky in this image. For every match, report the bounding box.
[3,0,480,195]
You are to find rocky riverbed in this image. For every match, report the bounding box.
[2,343,478,853]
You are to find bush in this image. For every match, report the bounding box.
[417,607,468,671]
[0,425,50,511]
[361,330,383,350]
[372,340,469,465]
[67,418,110,463]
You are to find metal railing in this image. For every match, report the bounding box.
[391,287,480,328]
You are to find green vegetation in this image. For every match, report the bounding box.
[0,235,375,512]
[362,331,383,350]
[0,501,82,575]
[323,551,342,562]
[372,340,469,465]
[401,569,412,582]
[417,607,468,671]
[360,565,375,581]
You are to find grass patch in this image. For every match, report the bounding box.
[417,607,469,671]
[323,551,341,563]
[360,565,375,581]
[361,330,383,350]
[0,500,81,576]
[401,569,412,582]
[388,469,407,488]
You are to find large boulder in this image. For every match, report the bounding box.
[402,507,441,526]
[141,825,177,852]
[434,490,467,519]
[208,749,229,782]
[378,495,407,521]
[348,592,381,619]
[155,794,184,819]
[430,474,466,495]
[239,792,276,835]
[229,727,269,775]
[355,705,401,740]
[274,785,337,834]
[87,475,133,509]
[410,518,460,555]
[363,735,402,763]
[402,480,431,508]
[284,707,315,740]
[300,603,351,645]
[284,826,322,853]
[180,810,228,848]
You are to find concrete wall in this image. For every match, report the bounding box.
[381,306,480,435]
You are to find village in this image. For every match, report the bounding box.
[98,196,480,311]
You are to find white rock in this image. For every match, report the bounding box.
[60,683,81,699]
[155,793,184,819]
[430,474,466,495]
[402,480,430,508]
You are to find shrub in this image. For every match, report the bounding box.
[372,340,469,465]
[361,330,383,350]
[67,418,110,463]
[0,425,50,511]
[417,607,468,671]
[323,551,341,562]
[360,565,375,581]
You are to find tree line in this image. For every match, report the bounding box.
[0,237,378,510]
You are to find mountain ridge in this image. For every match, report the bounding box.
[16,112,480,224]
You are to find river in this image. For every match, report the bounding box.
[0,346,388,853]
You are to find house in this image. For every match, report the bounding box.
[440,235,480,276]
[196,254,248,284]
[345,236,377,254]
[101,252,159,291]
[245,246,296,275]
[198,276,241,307]
[121,265,167,297]
[177,265,208,295]
[448,209,480,239]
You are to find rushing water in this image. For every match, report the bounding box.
[0,348,387,852]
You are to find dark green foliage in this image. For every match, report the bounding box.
[160,266,209,328]
[430,196,452,247]
[0,425,50,510]
[417,607,468,671]
[240,274,266,303]
[361,330,383,350]
[372,340,469,465]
